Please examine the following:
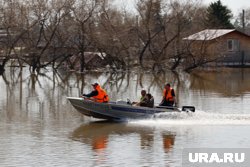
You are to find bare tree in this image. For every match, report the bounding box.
[0,0,28,74]
[134,0,204,72]
[0,0,223,74]
[22,0,76,73]
[92,1,137,70]
[234,8,250,35]
[69,0,99,73]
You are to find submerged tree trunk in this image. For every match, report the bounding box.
[80,52,85,73]
[0,58,9,75]
[184,64,198,73]
[0,65,5,75]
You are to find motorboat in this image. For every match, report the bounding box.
[67,97,195,121]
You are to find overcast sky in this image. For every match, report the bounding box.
[115,0,250,17]
[115,0,250,18]
[204,0,250,15]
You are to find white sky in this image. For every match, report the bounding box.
[115,0,250,17]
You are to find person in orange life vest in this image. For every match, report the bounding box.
[159,83,177,107]
[82,83,109,103]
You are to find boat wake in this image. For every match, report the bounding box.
[129,110,250,126]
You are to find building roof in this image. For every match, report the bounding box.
[183,29,238,41]
[84,52,106,64]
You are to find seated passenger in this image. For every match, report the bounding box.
[140,93,154,108]
[132,90,147,106]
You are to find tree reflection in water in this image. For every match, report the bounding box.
[2,67,250,121]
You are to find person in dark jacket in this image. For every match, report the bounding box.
[140,93,154,108]
[132,90,147,106]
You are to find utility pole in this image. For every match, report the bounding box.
[242,9,245,32]
[242,10,245,66]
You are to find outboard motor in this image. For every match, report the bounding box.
[182,106,195,112]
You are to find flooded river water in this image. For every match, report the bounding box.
[1,67,250,167]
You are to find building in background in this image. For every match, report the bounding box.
[183,29,250,67]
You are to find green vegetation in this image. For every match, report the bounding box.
[205,0,234,28]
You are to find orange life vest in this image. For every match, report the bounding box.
[92,136,108,150]
[163,88,174,102]
[93,85,109,103]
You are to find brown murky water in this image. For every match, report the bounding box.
[1,67,250,167]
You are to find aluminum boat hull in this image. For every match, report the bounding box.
[67,97,182,121]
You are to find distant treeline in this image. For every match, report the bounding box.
[0,0,248,74]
